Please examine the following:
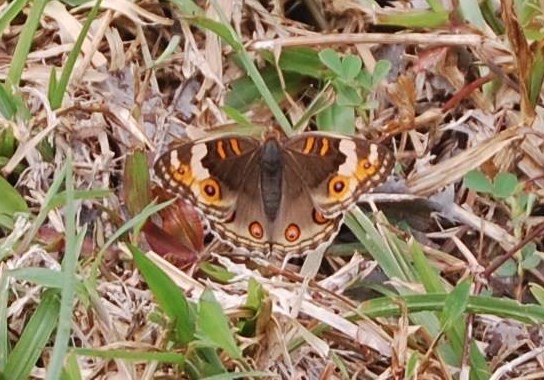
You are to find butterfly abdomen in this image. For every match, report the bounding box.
[260,139,283,222]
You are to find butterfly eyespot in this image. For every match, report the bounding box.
[170,164,192,184]
[249,221,263,239]
[312,209,328,225]
[328,175,349,199]
[285,223,301,242]
[355,158,378,180]
[200,178,221,202]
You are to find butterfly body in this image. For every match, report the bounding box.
[154,130,393,256]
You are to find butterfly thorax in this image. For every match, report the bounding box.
[260,138,283,222]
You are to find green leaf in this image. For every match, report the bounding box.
[7,0,48,87]
[318,49,343,77]
[464,170,493,194]
[0,175,29,229]
[123,150,151,217]
[521,244,540,270]
[168,0,203,16]
[522,254,541,270]
[221,106,252,128]
[246,278,264,311]
[61,352,82,380]
[130,244,196,346]
[0,127,16,158]
[377,9,449,28]
[340,55,362,81]
[49,0,103,109]
[496,259,517,277]
[372,60,392,85]
[355,70,373,90]
[316,104,355,135]
[260,48,324,79]
[440,279,471,330]
[197,289,242,360]
[0,84,17,119]
[4,290,60,380]
[199,262,235,283]
[334,82,362,106]
[190,16,242,50]
[492,172,518,198]
[73,347,184,364]
[529,283,544,305]
[225,68,305,111]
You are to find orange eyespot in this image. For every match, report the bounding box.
[312,209,328,225]
[200,178,221,202]
[285,223,301,242]
[328,175,349,199]
[171,164,192,184]
[249,221,264,239]
[355,158,377,179]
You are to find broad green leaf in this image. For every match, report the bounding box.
[260,48,325,79]
[318,49,343,77]
[464,170,493,194]
[341,55,362,81]
[495,259,517,277]
[316,104,355,135]
[130,244,196,345]
[124,150,151,217]
[529,283,544,305]
[521,243,540,270]
[0,124,16,157]
[0,85,17,119]
[492,172,518,198]
[372,60,392,85]
[355,70,373,90]
[199,262,235,283]
[197,289,242,360]
[246,278,264,310]
[334,82,362,106]
[225,68,305,112]
[0,175,29,228]
[440,279,471,330]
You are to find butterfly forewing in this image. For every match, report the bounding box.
[154,135,260,220]
[285,132,394,216]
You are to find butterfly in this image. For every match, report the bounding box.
[154,129,393,256]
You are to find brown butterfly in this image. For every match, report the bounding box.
[154,130,393,256]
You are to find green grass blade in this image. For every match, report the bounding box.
[0,0,28,37]
[130,244,196,346]
[73,347,185,364]
[189,8,292,135]
[46,157,87,380]
[0,263,10,371]
[6,0,48,87]
[4,289,61,380]
[49,0,103,109]
[196,289,242,360]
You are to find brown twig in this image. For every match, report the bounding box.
[483,223,544,278]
